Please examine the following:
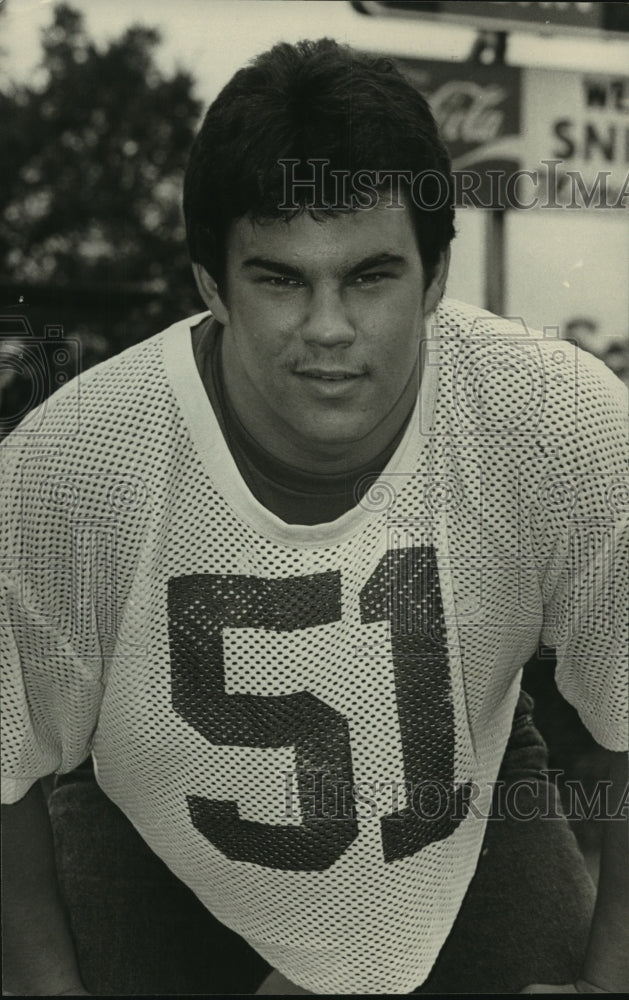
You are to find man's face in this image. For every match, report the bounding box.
[211,201,447,471]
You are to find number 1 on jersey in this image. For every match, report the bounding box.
[360,546,471,863]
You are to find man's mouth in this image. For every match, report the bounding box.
[296,369,364,381]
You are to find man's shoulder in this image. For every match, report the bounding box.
[0,312,210,484]
[435,296,561,346]
[433,297,628,449]
[73,310,209,394]
[6,312,207,435]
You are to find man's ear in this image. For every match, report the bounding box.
[423,246,451,317]
[192,263,230,326]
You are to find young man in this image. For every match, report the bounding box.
[2,38,627,996]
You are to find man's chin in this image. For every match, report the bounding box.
[286,423,379,470]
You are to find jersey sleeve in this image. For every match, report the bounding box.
[532,356,629,751]
[1,416,106,804]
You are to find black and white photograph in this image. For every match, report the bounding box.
[1,1,628,995]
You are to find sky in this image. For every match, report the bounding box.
[1,0,628,336]
[3,0,629,103]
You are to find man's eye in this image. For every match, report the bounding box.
[260,275,303,288]
[354,272,388,286]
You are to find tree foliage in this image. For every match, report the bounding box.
[1,3,203,358]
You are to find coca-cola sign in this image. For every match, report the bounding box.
[393,58,522,206]
[430,81,508,147]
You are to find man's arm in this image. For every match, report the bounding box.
[1,780,89,996]
[522,749,629,994]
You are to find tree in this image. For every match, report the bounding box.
[0,3,203,375]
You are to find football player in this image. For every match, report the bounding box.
[2,38,627,996]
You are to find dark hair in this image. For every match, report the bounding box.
[184,38,455,292]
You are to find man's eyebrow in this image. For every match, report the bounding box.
[241,252,408,278]
[241,256,304,278]
[344,252,407,276]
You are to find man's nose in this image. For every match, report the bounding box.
[301,287,356,348]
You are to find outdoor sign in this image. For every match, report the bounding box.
[441,1,603,30]
[360,2,629,39]
[393,56,629,209]
[520,69,629,210]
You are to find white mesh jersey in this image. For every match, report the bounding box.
[2,298,628,994]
